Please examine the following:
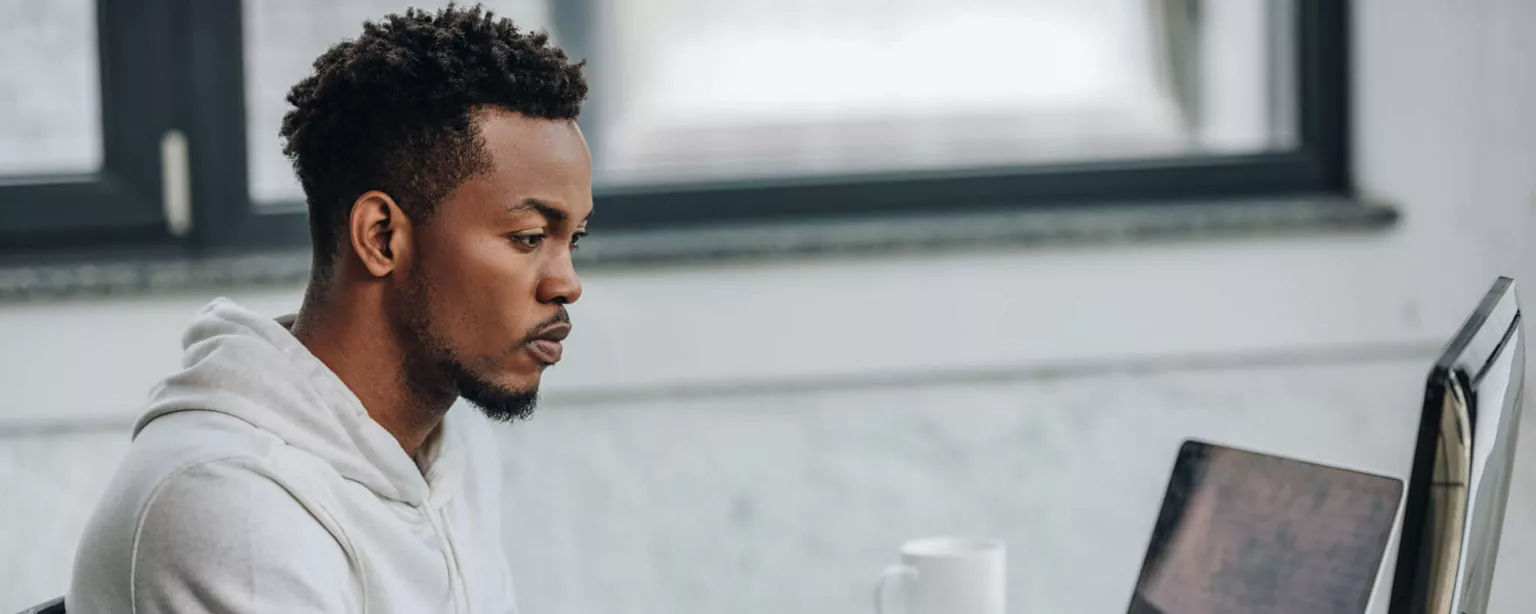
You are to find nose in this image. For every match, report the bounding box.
[536,255,582,305]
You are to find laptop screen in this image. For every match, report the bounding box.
[1128,440,1404,614]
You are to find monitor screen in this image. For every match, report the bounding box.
[1128,440,1404,614]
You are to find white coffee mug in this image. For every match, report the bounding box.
[873,536,1006,614]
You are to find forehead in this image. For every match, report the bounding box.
[445,108,593,222]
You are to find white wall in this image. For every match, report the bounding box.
[6,0,1536,612]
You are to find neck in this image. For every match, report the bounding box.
[290,282,455,458]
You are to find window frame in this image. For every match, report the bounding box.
[573,0,1351,230]
[1,0,1354,257]
[0,0,187,253]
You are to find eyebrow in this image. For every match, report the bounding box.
[507,199,592,225]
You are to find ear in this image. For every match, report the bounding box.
[347,191,413,278]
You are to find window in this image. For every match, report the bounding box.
[0,0,183,253]
[0,0,1350,257]
[593,0,1283,186]
[0,0,101,176]
[242,0,554,208]
[579,0,1346,229]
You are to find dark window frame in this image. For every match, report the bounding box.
[1,0,1353,258]
[575,0,1351,230]
[0,0,187,253]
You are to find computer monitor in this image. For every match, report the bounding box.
[1388,277,1525,614]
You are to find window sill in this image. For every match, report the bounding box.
[0,196,1397,303]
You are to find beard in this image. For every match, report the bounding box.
[440,357,539,423]
[392,271,540,423]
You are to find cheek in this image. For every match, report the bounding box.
[431,242,544,353]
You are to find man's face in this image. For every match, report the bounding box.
[393,108,592,421]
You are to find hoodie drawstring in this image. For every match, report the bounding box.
[425,503,471,613]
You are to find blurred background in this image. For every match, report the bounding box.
[2,0,1536,612]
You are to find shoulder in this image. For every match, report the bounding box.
[102,411,350,544]
[70,413,360,612]
[127,410,291,482]
[130,456,360,611]
[125,411,358,560]
[136,453,340,544]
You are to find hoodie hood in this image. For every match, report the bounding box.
[135,298,462,507]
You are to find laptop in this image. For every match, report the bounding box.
[1125,277,1525,614]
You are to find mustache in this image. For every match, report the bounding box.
[523,307,571,340]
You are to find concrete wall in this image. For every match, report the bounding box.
[7,0,1536,612]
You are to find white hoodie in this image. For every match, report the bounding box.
[67,298,520,613]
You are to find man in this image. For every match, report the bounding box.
[67,5,589,612]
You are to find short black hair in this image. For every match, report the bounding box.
[279,3,587,279]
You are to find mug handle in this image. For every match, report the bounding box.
[873,564,919,614]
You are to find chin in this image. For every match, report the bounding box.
[455,371,542,423]
[493,370,542,394]
[440,356,543,418]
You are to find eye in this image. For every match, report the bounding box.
[510,232,546,249]
[571,231,587,251]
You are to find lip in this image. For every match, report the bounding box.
[525,323,571,364]
[533,323,571,342]
[525,339,563,364]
